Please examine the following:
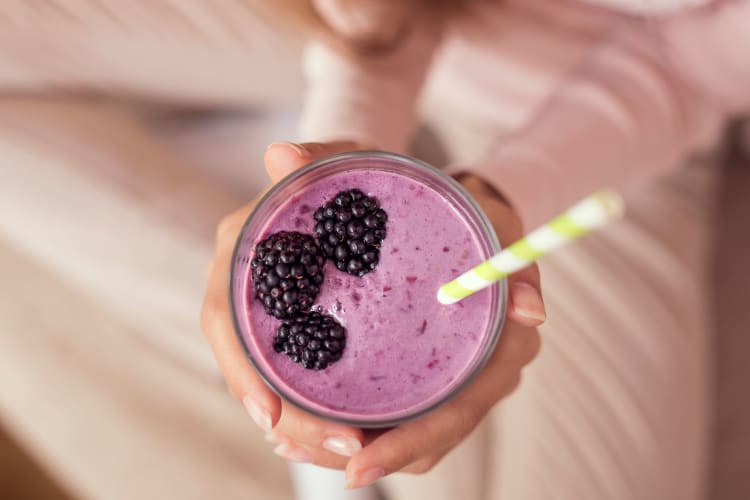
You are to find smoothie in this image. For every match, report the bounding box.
[231,153,504,426]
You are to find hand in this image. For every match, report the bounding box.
[200,142,545,489]
[201,141,371,468]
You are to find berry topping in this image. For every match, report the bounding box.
[273,312,346,370]
[251,231,326,319]
[313,189,388,277]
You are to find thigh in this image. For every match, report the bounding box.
[486,164,717,500]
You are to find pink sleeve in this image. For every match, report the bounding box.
[471,0,750,228]
[299,19,442,153]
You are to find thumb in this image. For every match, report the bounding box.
[264,141,372,183]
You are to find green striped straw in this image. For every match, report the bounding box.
[437,190,625,305]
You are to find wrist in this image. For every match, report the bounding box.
[453,172,525,245]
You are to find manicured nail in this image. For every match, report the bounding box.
[345,467,385,489]
[323,436,362,457]
[273,443,313,463]
[510,282,547,322]
[242,396,272,432]
[267,141,310,158]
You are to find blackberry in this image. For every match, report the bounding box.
[273,312,346,370]
[251,231,326,319]
[313,189,388,277]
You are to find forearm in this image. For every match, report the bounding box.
[468,1,750,227]
[299,17,442,152]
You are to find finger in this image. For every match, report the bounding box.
[267,432,351,470]
[202,303,280,431]
[492,322,542,374]
[400,451,448,475]
[264,141,371,182]
[272,402,365,458]
[476,194,546,327]
[345,322,539,488]
[506,263,546,327]
[201,200,281,431]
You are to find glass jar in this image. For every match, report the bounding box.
[230,151,507,427]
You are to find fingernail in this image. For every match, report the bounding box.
[345,467,385,489]
[511,282,547,322]
[267,141,310,158]
[323,436,362,457]
[242,396,272,432]
[273,443,313,463]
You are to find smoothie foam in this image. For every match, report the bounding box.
[236,160,500,424]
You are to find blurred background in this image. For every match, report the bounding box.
[1,3,749,500]
[0,4,303,499]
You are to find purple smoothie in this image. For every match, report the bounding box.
[233,155,502,425]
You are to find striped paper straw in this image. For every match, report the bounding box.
[437,190,625,305]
